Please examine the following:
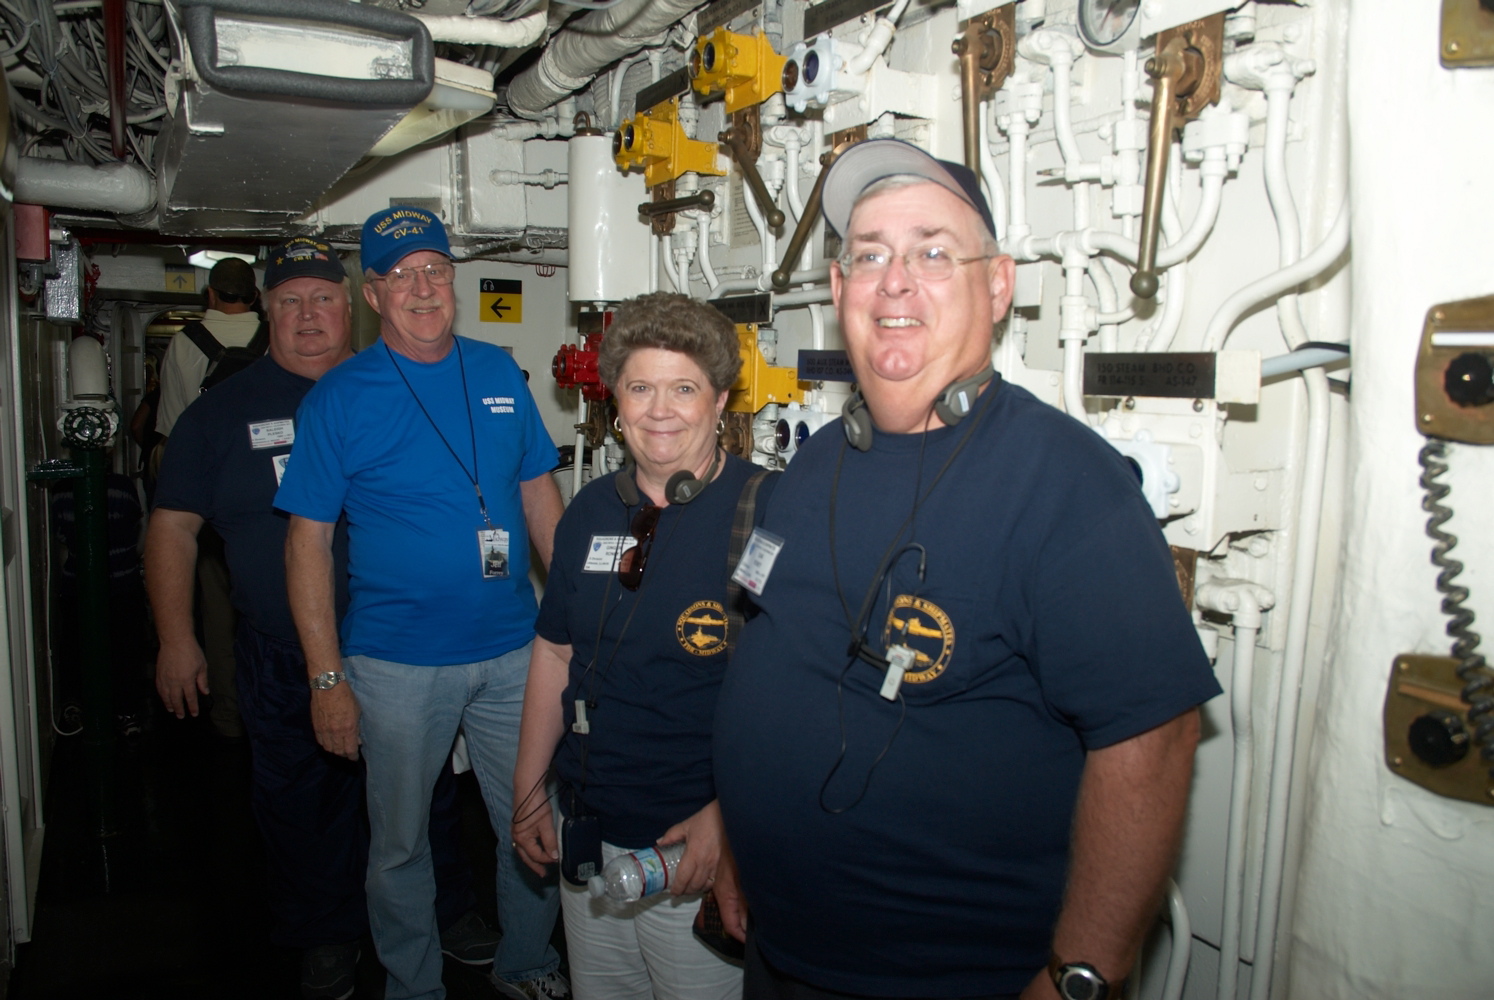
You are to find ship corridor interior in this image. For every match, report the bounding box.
[0,0,1487,998]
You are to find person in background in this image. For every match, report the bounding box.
[154,255,264,739]
[513,293,764,1000]
[278,207,568,1000]
[713,139,1222,1000]
[146,237,499,1000]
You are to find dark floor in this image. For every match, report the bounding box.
[8,699,561,999]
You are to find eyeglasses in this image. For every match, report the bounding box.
[617,504,661,591]
[370,261,456,292]
[837,244,993,282]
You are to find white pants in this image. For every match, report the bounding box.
[560,840,743,1000]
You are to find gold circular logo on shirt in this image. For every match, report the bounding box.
[677,600,728,657]
[880,595,955,683]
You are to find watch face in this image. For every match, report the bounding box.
[1078,0,1142,50]
[1057,964,1106,1000]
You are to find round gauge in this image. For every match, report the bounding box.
[1077,0,1143,52]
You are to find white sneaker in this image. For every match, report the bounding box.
[489,969,571,999]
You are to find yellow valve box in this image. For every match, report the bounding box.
[613,99,726,189]
[727,324,807,412]
[690,28,787,113]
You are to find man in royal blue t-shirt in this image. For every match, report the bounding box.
[713,141,1222,1000]
[148,237,499,1000]
[276,208,567,1000]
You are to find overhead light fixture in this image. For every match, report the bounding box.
[187,249,258,270]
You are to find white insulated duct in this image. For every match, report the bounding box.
[506,0,706,120]
[14,158,155,215]
[410,7,546,46]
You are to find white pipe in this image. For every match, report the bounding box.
[14,158,154,214]
[658,233,683,292]
[1248,64,1329,1000]
[845,0,909,75]
[783,131,805,223]
[742,175,777,279]
[1087,255,1119,354]
[697,211,719,292]
[711,266,830,298]
[1146,155,1188,352]
[506,0,704,119]
[489,169,567,188]
[1161,880,1192,1000]
[1194,580,1274,1000]
[1201,202,1349,353]
[648,233,660,293]
[1083,164,1225,270]
[809,303,825,351]
[410,7,547,47]
[608,51,650,128]
[773,286,834,307]
[979,104,1008,243]
[1261,346,1348,378]
[1058,249,1090,422]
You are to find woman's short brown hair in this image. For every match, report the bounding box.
[598,292,742,394]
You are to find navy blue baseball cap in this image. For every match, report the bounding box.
[263,237,346,289]
[821,139,998,243]
[360,205,452,275]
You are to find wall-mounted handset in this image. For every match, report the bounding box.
[1131,15,1224,299]
[1385,295,1494,806]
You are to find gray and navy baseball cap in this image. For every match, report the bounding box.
[821,139,998,242]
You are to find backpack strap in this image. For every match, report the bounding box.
[244,320,269,357]
[724,467,778,652]
[180,320,224,363]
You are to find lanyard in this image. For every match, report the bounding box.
[385,339,493,528]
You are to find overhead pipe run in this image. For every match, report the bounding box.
[506,0,706,120]
[409,6,548,47]
[13,157,155,214]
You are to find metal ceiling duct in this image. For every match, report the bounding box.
[155,0,434,235]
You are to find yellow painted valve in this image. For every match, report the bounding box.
[613,98,726,189]
[690,27,787,113]
[727,324,806,412]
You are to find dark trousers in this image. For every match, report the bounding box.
[235,623,475,949]
[743,931,1019,1000]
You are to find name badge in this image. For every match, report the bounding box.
[479,527,510,580]
[731,528,784,596]
[272,453,291,486]
[249,418,294,450]
[583,535,636,573]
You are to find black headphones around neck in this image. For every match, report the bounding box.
[614,447,723,506]
[842,365,996,452]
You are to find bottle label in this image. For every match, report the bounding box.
[633,847,670,897]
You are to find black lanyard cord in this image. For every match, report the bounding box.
[385,339,492,527]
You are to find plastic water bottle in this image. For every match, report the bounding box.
[587,842,686,902]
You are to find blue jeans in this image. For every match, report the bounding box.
[348,644,560,1000]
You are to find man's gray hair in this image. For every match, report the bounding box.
[852,175,1001,256]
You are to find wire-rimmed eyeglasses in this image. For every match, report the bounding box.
[837,244,993,282]
[369,261,456,292]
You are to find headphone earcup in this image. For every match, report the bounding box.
[842,391,873,452]
[933,365,995,428]
[614,465,639,506]
[665,469,704,504]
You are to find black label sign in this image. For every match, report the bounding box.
[710,293,772,326]
[1083,353,1218,398]
[480,278,522,295]
[797,349,856,382]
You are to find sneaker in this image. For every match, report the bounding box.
[489,969,571,999]
[301,940,360,1000]
[441,909,501,965]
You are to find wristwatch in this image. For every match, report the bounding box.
[309,671,347,691]
[1048,957,1113,1000]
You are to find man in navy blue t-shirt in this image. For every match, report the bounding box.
[713,141,1222,1000]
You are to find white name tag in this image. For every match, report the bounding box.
[583,535,636,573]
[272,453,291,486]
[731,527,784,596]
[249,418,294,450]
